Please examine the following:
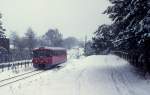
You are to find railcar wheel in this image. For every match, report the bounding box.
[39,64,46,69]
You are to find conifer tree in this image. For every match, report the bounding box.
[104,0,150,51]
[0,13,6,38]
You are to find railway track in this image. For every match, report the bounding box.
[0,60,67,88]
[0,70,46,87]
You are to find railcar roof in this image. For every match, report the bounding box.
[33,47,66,51]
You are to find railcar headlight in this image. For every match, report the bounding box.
[46,60,49,63]
[41,60,44,63]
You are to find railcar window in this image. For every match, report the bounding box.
[35,49,66,57]
[52,50,61,56]
[33,50,52,57]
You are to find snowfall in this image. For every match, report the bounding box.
[0,54,150,95]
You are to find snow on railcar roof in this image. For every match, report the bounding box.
[33,47,66,51]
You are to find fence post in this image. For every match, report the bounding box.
[28,61,30,67]
[25,62,26,68]
[2,65,4,72]
[21,62,22,68]
[8,63,9,70]
[16,63,18,70]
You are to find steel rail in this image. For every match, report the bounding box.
[0,70,45,87]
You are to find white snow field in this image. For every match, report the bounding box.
[0,55,150,95]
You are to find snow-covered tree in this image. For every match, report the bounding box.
[24,27,37,52]
[62,37,80,49]
[92,24,114,54]
[42,29,63,47]
[10,31,20,49]
[0,13,6,38]
[104,0,150,52]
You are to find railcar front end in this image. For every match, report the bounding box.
[32,47,67,69]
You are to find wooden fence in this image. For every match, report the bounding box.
[111,51,149,71]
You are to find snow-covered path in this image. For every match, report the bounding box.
[0,55,150,95]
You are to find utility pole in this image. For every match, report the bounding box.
[84,34,87,55]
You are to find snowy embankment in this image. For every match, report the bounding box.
[0,55,150,95]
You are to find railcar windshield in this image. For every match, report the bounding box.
[33,50,52,58]
[53,50,66,56]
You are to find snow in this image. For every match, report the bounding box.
[0,55,150,95]
[0,63,34,81]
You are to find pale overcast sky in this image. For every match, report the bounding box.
[0,0,111,39]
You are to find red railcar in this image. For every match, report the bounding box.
[32,47,67,69]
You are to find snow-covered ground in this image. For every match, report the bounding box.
[0,63,34,81]
[0,55,150,95]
